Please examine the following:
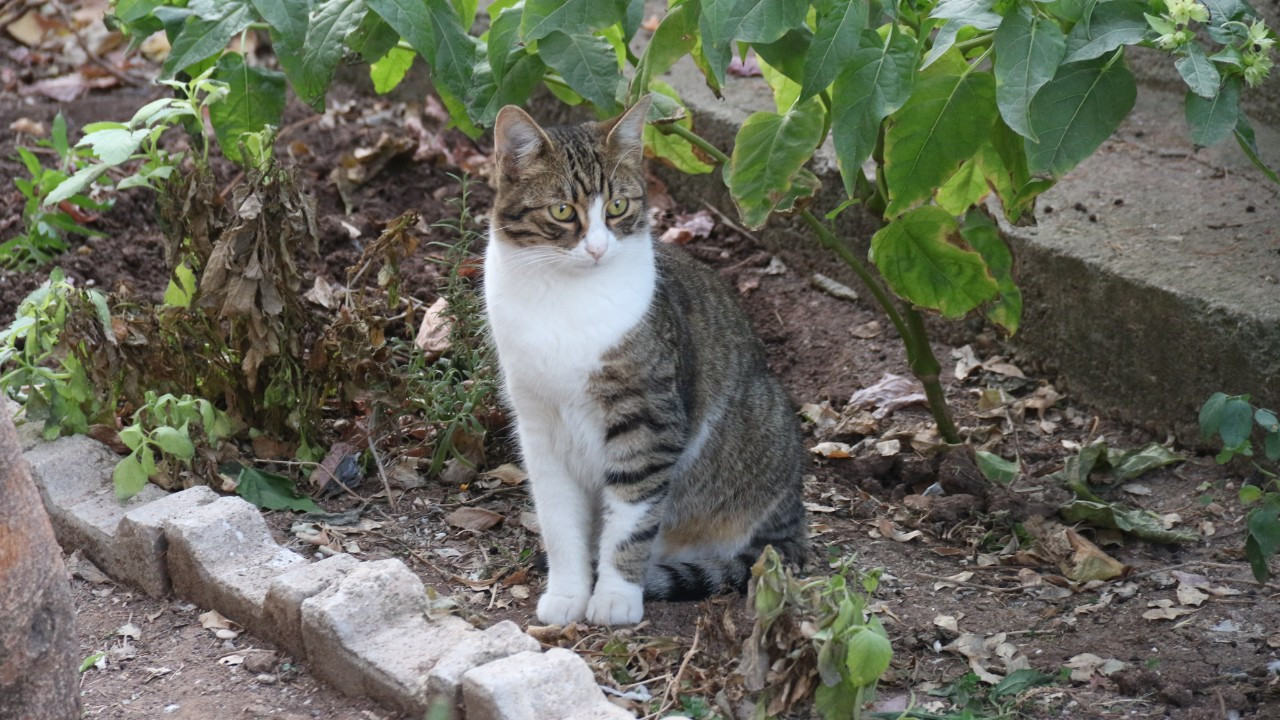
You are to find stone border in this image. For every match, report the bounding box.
[14,413,634,720]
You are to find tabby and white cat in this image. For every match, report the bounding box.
[483,98,807,626]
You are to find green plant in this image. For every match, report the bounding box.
[92,0,1277,449]
[1199,392,1280,581]
[0,269,112,438]
[743,546,892,719]
[5,113,109,269]
[113,391,232,500]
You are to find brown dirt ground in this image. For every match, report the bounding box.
[3,21,1280,720]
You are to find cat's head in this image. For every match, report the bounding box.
[490,97,651,268]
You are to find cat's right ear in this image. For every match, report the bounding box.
[494,106,551,176]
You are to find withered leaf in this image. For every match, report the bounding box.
[445,507,504,531]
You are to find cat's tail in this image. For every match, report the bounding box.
[644,519,810,602]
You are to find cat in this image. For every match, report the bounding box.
[483,97,808,627]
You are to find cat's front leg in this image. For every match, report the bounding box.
[521,428,595,625]
[587,483,665,626]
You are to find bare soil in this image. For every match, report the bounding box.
[3,21,1279,720]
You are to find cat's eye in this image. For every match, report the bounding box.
[606,197,629,217]
[549,203,576,221]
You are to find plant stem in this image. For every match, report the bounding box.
[661,123,962,444]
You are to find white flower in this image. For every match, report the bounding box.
[1166,0,1209,25]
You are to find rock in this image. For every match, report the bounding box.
[115,486,220,597]
[462,648,634,720]
[300,559,478,716]
[24,435,167,577]
[164,496,306,636]
[261,553,361,657]
[426,620,541,706]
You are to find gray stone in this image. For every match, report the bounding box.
[426,620,541,706]
[164,496,306,635]
[299,558,478,716]
[24,434,167,577]
[262,553,361,657]
[3,399,42,451]
[462,648,634,720]
[115,485,220,597]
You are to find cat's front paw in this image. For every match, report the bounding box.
[586,586,645,626]
[536,592,589,625]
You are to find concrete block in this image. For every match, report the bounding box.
[115,485,220,597]
[462,648,634,720]
[300,558,478,716]
[164,496,306,635]
[426,620,541,706]
[262,553,361,657]
[24,434,167,577]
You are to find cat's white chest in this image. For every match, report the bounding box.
[483,235,656,402]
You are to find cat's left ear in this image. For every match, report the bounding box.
[605,95,652,161]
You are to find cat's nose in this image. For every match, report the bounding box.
[586,245,605,261]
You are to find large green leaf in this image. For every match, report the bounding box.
[538,31,623,113]
[727,98,826,230]
[830,30,916,196]
[1025,51,1135,178]
[113,453,149,501]
[209,53,286,165]
[700,0,806,86]
[222,462,323,512]
[869,205,999,316]
[1175,43,1221,99]
[370,46,415,93]
[293,0,366,110]
[367,0,476,102]
[162,0,255,76]
[521,0,626,41]
[1063,0,1146,63]
[249,0,310,49]
[961,208,1022,333]
[798,0,868,102]
[467,51,547,127]
[486,5,523,83]
[1246,506,1280,581]
[1185,76,1240,147]
[993,10,1066,142]
[930,0,1001,30]
[752,27,812,83]
[884,71,997,216]
[632,0,700,97]
[646,82,715,174]
[346,9,401,63]
[935,159,988,215]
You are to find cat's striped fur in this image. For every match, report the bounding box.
[484,98,807,626]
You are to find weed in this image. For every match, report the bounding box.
[114,392,232,500]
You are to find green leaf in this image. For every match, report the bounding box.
[164,260,198,308]
[51,112,69,159]
[1060,499,1198,543]
[1185,76,1240,148]
[521,0,625,41]
[1110,442,1182,482]
[152,425,195,460]
[645,82,715,174]
[700,0,806,87]
[80,127,151,165]
[113,453,149,501]
[466,50,547,128]
[631,0,699,97]
[1266,431,1280,461]
[1025,51,1135,178]
[799,0,868,102]
[293,0,367,110]
[1240,484,1263,505]
[936,158,988,215]
[347,10,401,63]
[830,29,916,197]
[118,424,145,451]
[869,206,999,316]
[1233,115,1280,184]
[976,449,1020,483]
[249,0,309,51]
[209,52,286,165]
[163,0,254,76]
[79,652,106,673]
[44,165,111,207]
[1063,0,1147,63]
[1256,409,1280,433]
[758,54,800,114]
[1245,506,1280,581]
[486,5,523,83]
[1220,396,1255,448]
[370,46,415,93]
[884,71,997,216]
[726,98,826,230]
[845,626,893,686]
[752,26,812,83]
[223,462,323,512]
[1199,392,1230,438]
[367,0,476,103]
[1175,43,1221,99]
[538,31,622,113]
[960,209,1022,333]
[814,681,860,719]
[992,668,1056,699]
[994,10,1067,142]
[922,20,962,69]
[931,0,1002,30]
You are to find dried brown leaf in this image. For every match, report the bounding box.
[445,507,504,531]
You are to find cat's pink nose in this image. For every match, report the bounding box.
[586,245,605,261]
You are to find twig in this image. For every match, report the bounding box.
[649,624,701,719]
[909,571,1026,593]
[439,484,525,508]
[365,424,397,510]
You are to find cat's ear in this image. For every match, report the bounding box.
[494,105,551,175]
[605,95,652,161]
